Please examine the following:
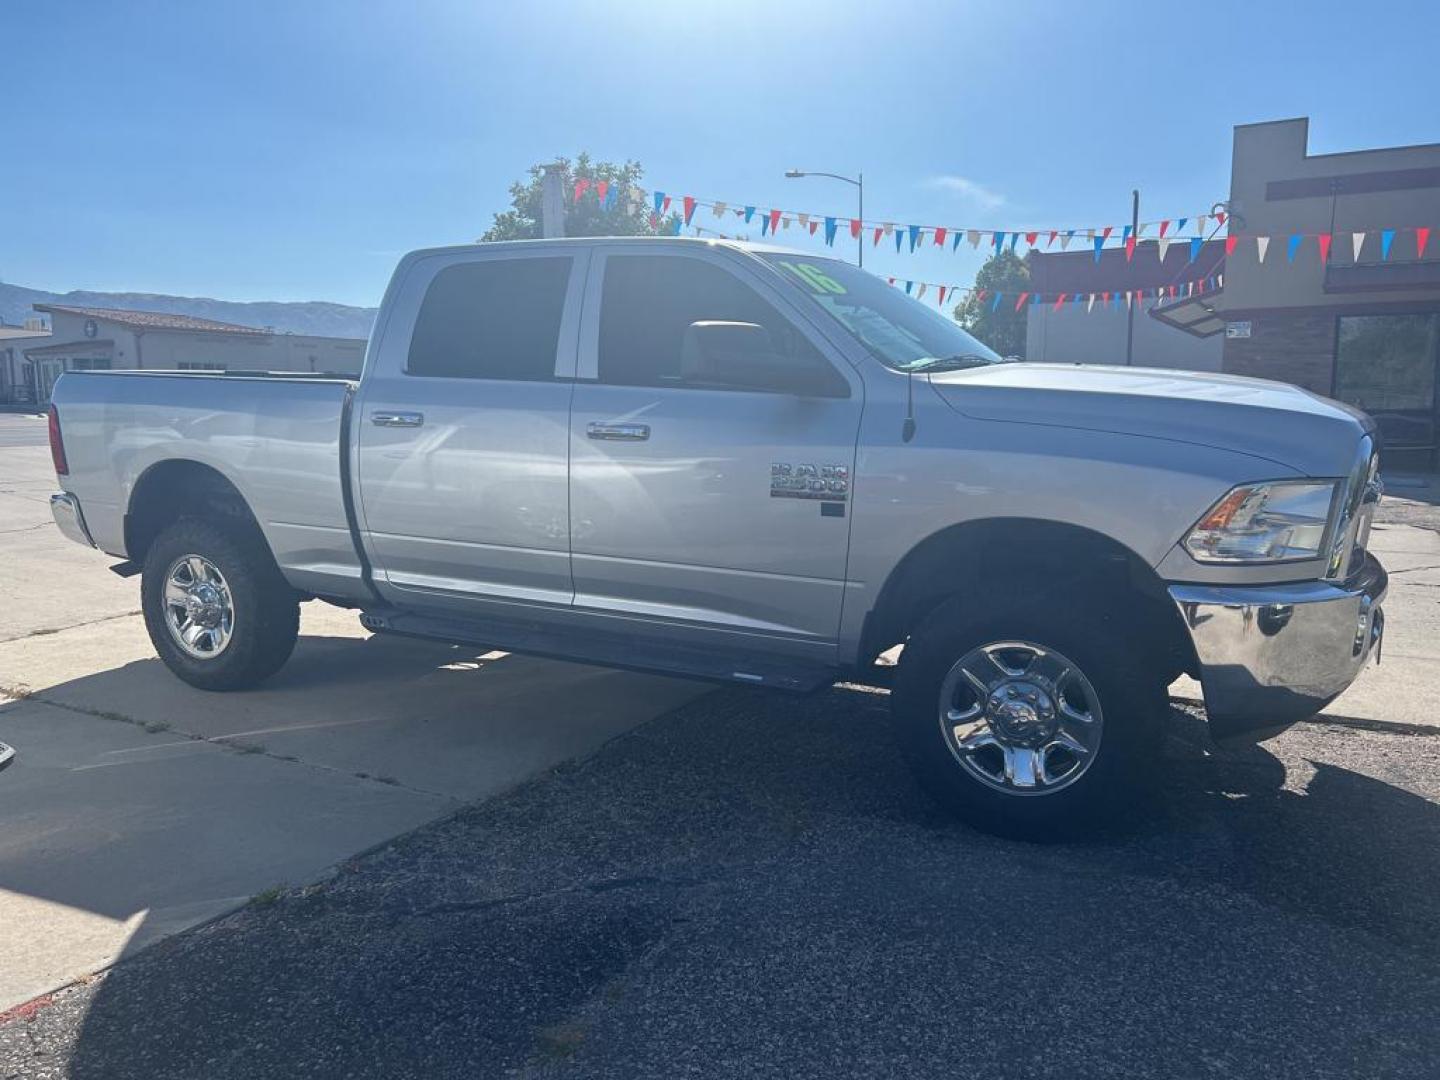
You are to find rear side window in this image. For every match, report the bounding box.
[408,257,571,380]
[597,254,827,389]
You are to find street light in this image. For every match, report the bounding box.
[784,169,864,268]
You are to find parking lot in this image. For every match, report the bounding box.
[3,409,1440,1078]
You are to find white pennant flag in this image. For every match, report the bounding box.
[1352,232,1366,261]
[713,201,727,218]
[883,222,894,237]
[1256,236,1270,263]
[1086,293,1096,313]
[1059,232,1072,250]
[966,229,981,249]
[1136,222,1148,238]
[916,283,927,300]
[781,216,791,229]
[1197,215,1208,234]
[1157,238,1172,262]
[1085,228,1095,243]
[797,213,809,228]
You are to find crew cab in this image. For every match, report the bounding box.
[46,238,1387,837]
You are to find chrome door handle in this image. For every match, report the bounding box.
[371,411,425,428]
[587,422,650,441]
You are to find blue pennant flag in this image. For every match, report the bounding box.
[993,231,1005,253]
[824,216,838,246]
[1176,217,1188,233]
[951,231,963,251]
[652,191,665,214]
[1009,233,1020,252]
[895,229,903,253]
[904,280,913,295]
[1122,225,1133,243]
[1381,229,1396,260]
[1190,237,1203,263]
[991,292,1003,312]
[1112,292,1122,311]
[1065,229,1075,247]
[1093,236,1105,263]
[604,186,618,211]
[671,216,683,236]
[907,225,922,253]
[744,206,755,223]
[1287,234,1303,262]
[759,213,770,237]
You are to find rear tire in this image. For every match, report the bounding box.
[141,517,299,691]
[891,586,1167,840]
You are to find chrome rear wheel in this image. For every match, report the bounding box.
[163,553,236,659]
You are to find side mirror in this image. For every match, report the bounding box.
[681,321,847,397]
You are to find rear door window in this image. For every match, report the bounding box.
[408,257,572,380]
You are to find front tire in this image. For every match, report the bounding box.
[141,517,299,691]
[892,587,1167,840]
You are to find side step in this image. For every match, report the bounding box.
[358,608,837,694]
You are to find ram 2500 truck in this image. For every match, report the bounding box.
[46,238,1386,837]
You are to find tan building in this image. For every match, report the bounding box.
[3,304,366,406]
[1027,117,1440,468]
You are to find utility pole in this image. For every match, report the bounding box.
[1124,188,1139,366]
[540,163,566,238]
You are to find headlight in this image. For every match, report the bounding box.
[1183,480,1339,564]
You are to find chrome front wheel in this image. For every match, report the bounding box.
[163,554,236,659]
[938,640,1104,796]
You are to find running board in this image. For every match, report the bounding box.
[358,608,836,693]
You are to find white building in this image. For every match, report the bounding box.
[2,304,366,405]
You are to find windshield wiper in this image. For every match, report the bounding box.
[903,354,996,373]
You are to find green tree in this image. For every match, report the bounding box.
[480,153,678,241]
[954,249,1031,358]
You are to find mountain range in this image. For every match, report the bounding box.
[0,282,377,340]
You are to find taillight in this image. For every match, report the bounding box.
[48,405,69,476]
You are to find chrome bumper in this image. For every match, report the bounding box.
[1169,552,1387,741]
[50,492,96,549]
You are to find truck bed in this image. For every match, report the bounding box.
[50,370,369,601]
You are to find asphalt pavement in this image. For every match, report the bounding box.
[3,688,1439,1080]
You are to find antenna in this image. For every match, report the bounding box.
[902,368,917,443]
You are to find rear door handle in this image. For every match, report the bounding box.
[587,422,650,441]
[371,411,425,428]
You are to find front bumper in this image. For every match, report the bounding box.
[50,492,96,549]
[1169,552,1387,741]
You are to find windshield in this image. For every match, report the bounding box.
[760,254,1004,371]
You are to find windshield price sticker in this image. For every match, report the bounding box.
[778,261,847,295]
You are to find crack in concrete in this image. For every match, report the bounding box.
[0,690,457,802]
[0,610,142,645]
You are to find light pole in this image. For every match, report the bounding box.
[785,169,864,268]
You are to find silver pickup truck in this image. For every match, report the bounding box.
[47,237,1386,837]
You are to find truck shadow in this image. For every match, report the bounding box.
[7,681,1438,1078]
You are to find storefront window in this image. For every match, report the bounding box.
[1335,313,1439,454]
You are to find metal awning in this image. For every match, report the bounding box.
[1148,291,1226,338]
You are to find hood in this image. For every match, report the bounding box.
[927,363,1372,477]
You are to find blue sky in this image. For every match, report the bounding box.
[4,0,1438,308]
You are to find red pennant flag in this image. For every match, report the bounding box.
[1025,231,1038,248]
[975,289,987,303]
[768,208,782,234]
[1225,235,1238,256]
[682,195,696,224]
[1102,226,1114,242]
[1047,230,1057,248]
[887,277,896,286]
[1052,292,1068,311]
[661,195,672,213]
[1158,219,1170,239]
[1317,232,1332,263]
[1124,236,1136,261]
[1418,227,1432,259]
[850,218,862,239]
[937,286,948,306]
[933,227,947,247]
[809,220,818,236]
[595,180,610,205]
[1215,211,1227,227]
[1013,292,1030,312]
[648,212,659,229]
[873,226,884,246]
[573,178,591,202]
[1168,285,1177,298]
[1102,291,1110,304]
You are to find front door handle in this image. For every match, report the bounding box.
[587,421,650,441]
[371,411,425,428]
